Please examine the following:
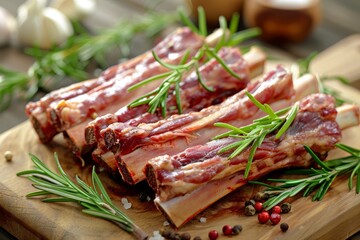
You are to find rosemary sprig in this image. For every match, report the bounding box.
[319,75,350,106]
[0,12,176,112]
[250,143,360,210]
[128,7,261,117]
[17,153,147,239]
[0,67,31,111]
[297,52,350,106]
[213,92,299,178]
[297,51,318,77]
[128,44,241,115]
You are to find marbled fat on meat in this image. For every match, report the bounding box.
[145,93,341,201]
[25,27,205,144]
[87,47,250,152]
[115,66,299,184]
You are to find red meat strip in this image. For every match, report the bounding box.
[153,102,359,228]
[111,66,319,184]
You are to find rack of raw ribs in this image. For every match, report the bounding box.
[26,27,360,228]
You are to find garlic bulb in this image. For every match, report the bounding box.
[51,0,96,20]
[0,6,16,46]
[17,0,73,49]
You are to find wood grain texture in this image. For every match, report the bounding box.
[1,37,360,240]
[311,34,360,89]
[0,111,359,240]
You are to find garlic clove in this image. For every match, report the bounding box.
[51,0,96,20]
[17,2,44,48]
[16,0,73,49]
[41,7,74,49]
[0,6,16,47]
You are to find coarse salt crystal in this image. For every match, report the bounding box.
[146,196,151,202]
[199,217,207,223]
[149,236,164,240]
[123,202,132,209]
[121,197,128,204]
[149,230,164,240]
[163,221,170,226]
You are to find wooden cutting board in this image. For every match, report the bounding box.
[1,35,360,240]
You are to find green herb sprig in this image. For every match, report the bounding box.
[0,12,176,112]
[127,43,241,116]
[297,52,350,106]
[17,153,147,239]
[128,7,261,117]
[250,144,360,210]
[213,92,299,178]
[0,67,31,111]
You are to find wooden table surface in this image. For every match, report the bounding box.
[0,0,360,239]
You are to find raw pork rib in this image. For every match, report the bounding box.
[88,47,267,174]
[25,27,204,143]
[110,66,319,184]
[146,93,342,201]
[86,47,252,150]
[153,97,360,228]
[57,28,237,159]
[49,27,204,131]
[25,62,138,143]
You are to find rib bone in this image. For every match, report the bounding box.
[59,28,242,158]
[146,94,341,201]
[89,47,267,174]
[88,47,254,150]
[26,27,205,144]
[114,67,319,184]
[154,101,360,228]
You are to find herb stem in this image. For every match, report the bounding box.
[128,41,243,116]
[17,153,145,238]
[250,144,360,210]
[297,52,350,106]
[214,92,299,178]
[127,9,261,117]
[0,12,176,112]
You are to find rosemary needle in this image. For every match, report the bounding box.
[213,92,299,178]
[250,143,360,210]
[17,153,147,239]
[128,43,242,117]
[0,67,31,111]
[128,8,261,117]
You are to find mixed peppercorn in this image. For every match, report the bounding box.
[208,224,243,240]
[243,192,292,234]
[4,151,12,162]
[160,223,243,240]
[159,192,291,239]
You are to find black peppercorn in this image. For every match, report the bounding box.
[280,222,289,232]
[180,232,191,240]
[253,192,264,202]
[173,233,181,240]
[244,199,256,207]
[232,225,243,234]
[281,202,292,213]
[262,192,270,201]
[254,192,271,201]
[161,229,175,239]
